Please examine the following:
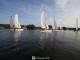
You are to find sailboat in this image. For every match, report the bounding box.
[10,16,14,29]
[41,9,47,32]
[46,25,49,30]
[10,14,24,31]
[52,16,57,31]
[52,16,61,32]
[76,18,78,31]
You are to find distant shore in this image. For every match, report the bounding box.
[0,24,80,31]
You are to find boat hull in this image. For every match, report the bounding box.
[41,30,63,32]
[10,29,24,31]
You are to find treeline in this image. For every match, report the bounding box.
[0,24,40,30]
[47,26,80,31]
[26,24,36,30]
[60,27,80,31]
[0,24,10,29]
[0,24,25,29]
[0,24,80,30]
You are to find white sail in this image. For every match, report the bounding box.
[52,16,57,30]
[14,14,19,28]
[46,25,49,29]
[41,9,47,29]
[76,18,78,31]
[18,21,21,28]
[10,14,21,29]
[10,16,14,28]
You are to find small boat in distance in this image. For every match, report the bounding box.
[10,14,24,31]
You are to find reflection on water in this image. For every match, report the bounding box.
[0,30,80,60]
[10,30,21,45]
[40,32,57,49]
[40,31,80,60]
[52,31,57,41]
[40,32,47,49]
[75,31,78,41]
[0,30,22,59]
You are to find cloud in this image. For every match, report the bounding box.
[54,0,80,27]
[55,0,68,9]
[0,0,80,27]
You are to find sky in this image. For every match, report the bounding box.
[0,0,80,27]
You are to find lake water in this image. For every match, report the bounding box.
[0,30,80,60]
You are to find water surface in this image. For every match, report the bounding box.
[0,30,80,60]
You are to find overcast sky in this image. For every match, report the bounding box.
[0,0,80,27]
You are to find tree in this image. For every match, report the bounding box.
[58,27,60,30]
[62,27,67,30]
[48,25,52,29]
[26,24,36,30]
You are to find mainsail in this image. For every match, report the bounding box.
[10,14,21,29]
[76,18,78,31]
[10,16,14,28]
[41,9,47,29]
[52,16,57,30]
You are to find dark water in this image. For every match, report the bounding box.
[0,30,80,60]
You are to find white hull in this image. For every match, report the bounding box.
[10,29,24,31]
[41,30,63,32]
[52,30,64,31]
[41,30,52,32]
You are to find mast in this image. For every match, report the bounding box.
[76,17,78,31]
